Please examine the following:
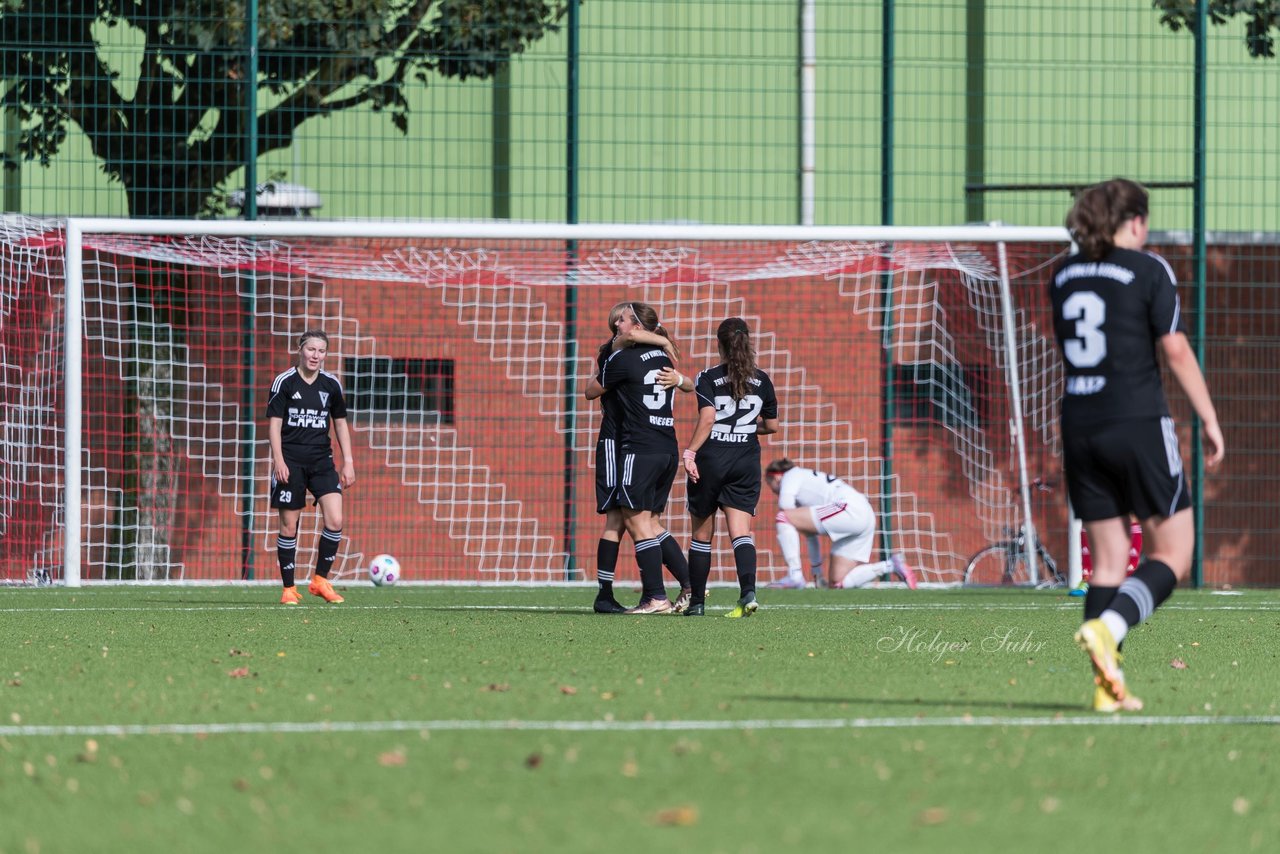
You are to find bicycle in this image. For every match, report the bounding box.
[962,523,1066,589]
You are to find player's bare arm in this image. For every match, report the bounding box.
[615,326,678,362]
[268,416,290,482]
[334,417,356,487]
[656,366,694,393]
[1159,332,1225,467]
[681,406,717,483]
[584,375,606,400]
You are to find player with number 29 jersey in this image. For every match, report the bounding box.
[1049,247,1183,434]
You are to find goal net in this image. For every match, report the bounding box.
[0,217,1073,586]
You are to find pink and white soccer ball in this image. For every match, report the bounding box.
[368,553,401,586]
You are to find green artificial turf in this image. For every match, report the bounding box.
[2,585,1277,853]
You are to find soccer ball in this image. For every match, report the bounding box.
[368,553,400,586]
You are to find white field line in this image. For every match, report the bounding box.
[2,714,1278,739]
[0,602,1276,614]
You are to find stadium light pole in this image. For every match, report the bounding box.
[239,0,261,580]
[878,0,898,562]
[798,0,816,226]
[1190,0,1207,589]
[561,0,581,580]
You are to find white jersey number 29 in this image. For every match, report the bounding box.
[1062,291,1107,368]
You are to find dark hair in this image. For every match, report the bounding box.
[717,317,755,400]
[1065,178,1149,261]
[601,301,680,360]
[298,329,329,349]
[765,458,796,477]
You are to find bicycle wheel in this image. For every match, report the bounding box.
[963,546,1020,586]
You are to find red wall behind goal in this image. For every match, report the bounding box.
[0,236,1274,587]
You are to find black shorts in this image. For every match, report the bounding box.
[1063,416,1190,522]
[615,452,679,514]
[685,447,761,519]
[594,438,619,514]
[270,455,342,510]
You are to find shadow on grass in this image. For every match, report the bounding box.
[734,693,1081,713]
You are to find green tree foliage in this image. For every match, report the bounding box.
[1154,1,1280,58]
[0,0,569,217]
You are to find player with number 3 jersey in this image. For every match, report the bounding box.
[1050,178,1224,712]
[597,302,691,614]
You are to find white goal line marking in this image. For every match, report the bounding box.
[3,714,1278,739]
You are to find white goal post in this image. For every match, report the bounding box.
[29,218,1077,586]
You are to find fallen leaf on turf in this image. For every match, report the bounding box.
[378,750,407,767]
[481,683,510,692]
[653,806,699,826]
[229,649,251,657]
[227,667,251,678]
[1170,659,1188,670]
[917,807,948,825]
[559,685,578,695]
[525,753,542,769]
[1233,797,1250,815]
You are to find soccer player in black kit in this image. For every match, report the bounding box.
[1051,178,1224,711]
[585,301,689,614]
[598,303,692,614]
[680,318,779,617]
[266,330,356,605]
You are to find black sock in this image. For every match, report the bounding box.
[277,534,297,588]
[634,538,666,600]
[688,538,713,604]
[596,538,620,595]
[1107,560,1178,630]
[732,535,757,598]
[1085,584,1123,650]
[315,528,342,579]
[1084,585,1119,621]
[659,532,690,588]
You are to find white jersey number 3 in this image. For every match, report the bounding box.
[642,369,670,410]
[1062,291,1107,368]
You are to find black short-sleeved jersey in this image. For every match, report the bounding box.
[1049,247,1183,433]
[692,365,778,458]
[266,367,348,461]
[593,348,620,445]
[600,344,677,453]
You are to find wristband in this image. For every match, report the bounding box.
[682,448,697,462]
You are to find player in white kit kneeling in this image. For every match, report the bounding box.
[764,459,916,590]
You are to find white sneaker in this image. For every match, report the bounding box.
[890,554,918,589]
[768,574,807,589]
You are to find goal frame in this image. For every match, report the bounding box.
[61,217,1072,587]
